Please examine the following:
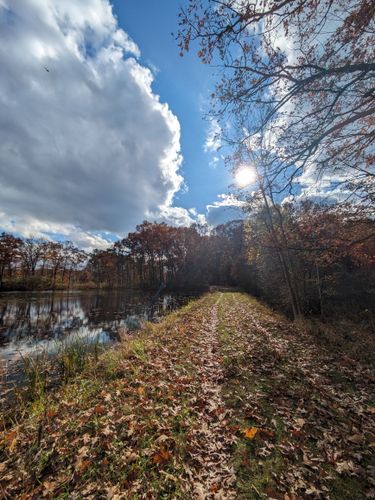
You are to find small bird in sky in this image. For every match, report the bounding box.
[44,66,50,73]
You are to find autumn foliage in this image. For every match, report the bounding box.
[243,201,374,316]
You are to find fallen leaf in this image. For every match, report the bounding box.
[155,434,170,443]
[294,418,305,430]
[3,430,17,451]
[152,448,172,464]
[243,427,258,439]
[348,434,363,444]
[138,386,145,396]
[42,481,57,495]
[258,428,275,439]
[123,451,139,464]
[47,409,58,419]
[335,460,357,475]
[93,405,106,415]
[77,458,91,473]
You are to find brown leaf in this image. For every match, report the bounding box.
[138,386,145,396]
[348,434,363,444]
[335,460,357,475]
[3,430,17,451]
[123,451,139,464]
[258,428,275,439]
[42,481,57,496]
[93,404,106,415]
[152,448,172,464]
[77,458,91,473]
[294,418,305,430]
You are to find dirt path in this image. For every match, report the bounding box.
[185,296,236,498]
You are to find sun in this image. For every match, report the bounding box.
[235,166,256,187]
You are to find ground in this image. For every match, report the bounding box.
[0,292,374,498]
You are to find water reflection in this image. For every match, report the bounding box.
[0,289,196,363]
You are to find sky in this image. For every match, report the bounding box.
[0,0,242,251]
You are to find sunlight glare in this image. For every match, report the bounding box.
[235,166,256,187]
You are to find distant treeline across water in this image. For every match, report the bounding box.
[1,202,374,319]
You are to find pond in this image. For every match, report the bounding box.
[0,289,198,367]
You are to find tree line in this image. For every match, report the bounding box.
[243,201,374,318]
[0,235,87,290]
[0,222,243,292]
[1,200,373,319]
[87,221,245,290]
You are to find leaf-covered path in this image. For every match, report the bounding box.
[186,297,236,498]
[1,292,374,498]
[217,293,375,499]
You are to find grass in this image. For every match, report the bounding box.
[297,314,375,368]
[216,292,375,499]
[1,292,374,498]
[217,293,287,498]
[1,335,107,427]
[21,351,49,402]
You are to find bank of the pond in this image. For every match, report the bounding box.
[0,288,198,364]
[1,292,374,498]
[0,289,200,412]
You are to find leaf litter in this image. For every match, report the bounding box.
[0,291,374,498]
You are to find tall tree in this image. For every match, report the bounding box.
[0,232,22,287]
[178,0,375,201]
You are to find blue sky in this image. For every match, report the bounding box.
[0,0,358,250]
[112,0,232,213]
[0,0,240,250]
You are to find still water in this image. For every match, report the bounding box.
[0,289,197,365]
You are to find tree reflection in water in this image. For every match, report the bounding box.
[0,289,197,363]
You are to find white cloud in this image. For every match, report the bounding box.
[203,119,222,152]
[0,0,186,248]
[206,194,245,226]
[290,164,359,205]
[0,211,112,251]
[209,155,220,169]
[148,206,196,227]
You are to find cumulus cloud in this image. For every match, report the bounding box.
[0,212,112,251]
[148,206,196,227]
[206,194,245,226]
[0,0,187,248]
